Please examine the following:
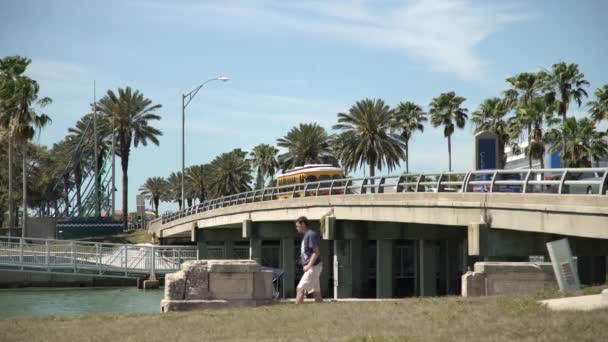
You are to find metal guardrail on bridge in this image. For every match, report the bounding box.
[0,236,197,278]
[157,167,608,225]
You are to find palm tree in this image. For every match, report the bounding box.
[547,117,607,167]
[504,72,546,110]
[139,177,167,217]
[390,101,427,173]
[207,149,252,198]
[508,97,560,169]
[186,164,209,204]
[0,55,30,228]
[96,87,162,231]
[503,72,548,166]
[276,123,335,171]
[333,98,404,183]
[471,97,510,169]
[543,62,589,163]
[589,85,608,123]
[429,92,468,172]
[249,144,279,189]
[165,172,183,210]
[12,81,51,234]
[331,131,359,173]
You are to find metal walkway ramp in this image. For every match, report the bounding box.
[0,237,197,279]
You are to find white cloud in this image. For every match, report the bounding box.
[137,0,527,79]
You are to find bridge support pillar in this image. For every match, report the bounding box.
[224,240,234,259]
[243,220,262,263]
[418,240,437,296]
[333,240,362,298]
[196,229,208,259]
[281,237,295,298]
[250,238,262,263]
[320,239,331,297]
[376,239,393,298]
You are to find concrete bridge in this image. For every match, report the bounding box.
[148,168,608,298]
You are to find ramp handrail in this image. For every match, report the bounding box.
[0,236,197,278]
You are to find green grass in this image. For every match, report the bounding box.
[1,287,607,342]
[79,230,154,245]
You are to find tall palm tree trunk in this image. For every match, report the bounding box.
[560,100,569,166]
[498,139,505,169]
[369,162,375,193]
[7,136,14,228]
[121,148,129,232]
[153,198,159,217]
[255,171,264,190]
[405,141,410,174]
[21,143,27,237]
[447,135,452,172]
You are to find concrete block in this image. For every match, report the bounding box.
[184,266,209,300]
[254,270,274,299]
[462,262,557,297]
[161,299,274,313]
[207,260,260,273]
[162,259,275,312]
[143,279,159,289]
[209,272,254,300]
[461,271,486,297]
[181,260,208,271]
[164,271,186,300]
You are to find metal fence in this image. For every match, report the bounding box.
[0,236,197,278]
[156,167,608,225]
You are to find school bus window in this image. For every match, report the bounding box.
[306,175,318,182]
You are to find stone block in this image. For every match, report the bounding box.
[181,260,207,271]
[162,259,275,312]
[462,262,557,297]
[184,266,209,300]
[143,279,159,289]
[254,269,274,299]
[207,259,260,273]
[164,271,186,300]
[209,272,254,300]
[161,299,274,313]
[461,271,486,297]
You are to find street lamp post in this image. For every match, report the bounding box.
[181,76,229,208]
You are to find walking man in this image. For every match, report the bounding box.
[295,216,323,304]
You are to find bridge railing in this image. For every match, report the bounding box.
[155,167,608,225]
[0,236,197,278]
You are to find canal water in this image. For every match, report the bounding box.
[0,287,163,317]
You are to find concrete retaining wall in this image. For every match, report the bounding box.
[0,270,136,288]
[462,262,557,297]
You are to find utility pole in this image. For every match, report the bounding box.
[111,128,116,217]
[93,81,100,217]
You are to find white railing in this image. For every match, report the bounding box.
[0,236,197,278]
[155,167,608,225]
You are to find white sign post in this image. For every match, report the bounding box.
[546,238,580,292]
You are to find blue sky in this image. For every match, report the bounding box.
[1,0,607,212]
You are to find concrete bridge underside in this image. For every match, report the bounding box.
[149,193,608,298]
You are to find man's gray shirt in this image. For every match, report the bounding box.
[300,229,321,266]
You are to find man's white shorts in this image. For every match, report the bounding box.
[297,262,323,293]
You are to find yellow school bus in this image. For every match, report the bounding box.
[276,164,345,199]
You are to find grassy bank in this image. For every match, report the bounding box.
[1,288,607,342]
